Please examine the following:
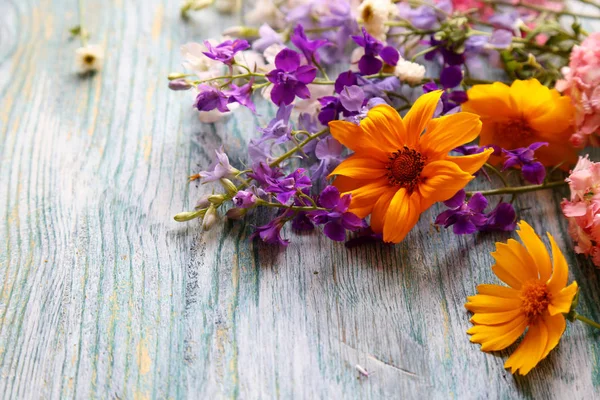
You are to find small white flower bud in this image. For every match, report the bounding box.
[202,206,219,231]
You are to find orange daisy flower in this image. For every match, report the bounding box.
[465,221,579,375]
[462,79,577,167]
[328,90,493,243]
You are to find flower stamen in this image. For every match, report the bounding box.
[386,146,425,192]
[520,280,551,321]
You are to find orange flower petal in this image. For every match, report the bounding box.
[418,160,474,209]
[548,282,578,316]
[490,239,538,288]
[465,294,522,313]
[329,120,385,154]
[509,79,552,118]
[470,308,524,326]
[504,319,548,375]
[403,90,443,144]
[382,188,421,243]
[420,112,483,159]
[468,316,528,352]
[369,188,397,233]
[540,313,566,361]
[329,154,387,180]
[546,234,569,293]
[446,148,494,175]
[463,82,515,118]
[516,221,553,282]
[528,93,573,134]
[342,177,390,218]
[475,284,520,298]
[360,104,409,151]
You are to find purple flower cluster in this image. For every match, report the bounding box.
[435,190,516,234]
[266,48,317,105]
[502,142,548,185]
[352,28,399,75]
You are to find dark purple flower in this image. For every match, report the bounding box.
[252,219,289,246]
[258,104,294,143]
[290,24,329,65]
[502,142,548,184]
[223,81,256,112]
[307,186,365,241]
[292,212,315,231]
[334,70,358,93]
[440,66,463,89]
[351,28,399,74]
[424,36,465,66]
[248,162,283,185]
[317,96,344,125]
[422,82,466,115]
[480,202,517,232]
[203,39,250,65]
[233,190,257,208]
[435,190,488,234]
[194,85,229,112]
[265,48,317,105]
[264,168,312,204]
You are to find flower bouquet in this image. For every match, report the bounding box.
[170,0,600,376]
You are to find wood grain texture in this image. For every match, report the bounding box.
[1,0,600,398]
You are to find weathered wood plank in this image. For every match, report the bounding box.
[1,0,600,398]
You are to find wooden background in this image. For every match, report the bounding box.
[1,0,600,398]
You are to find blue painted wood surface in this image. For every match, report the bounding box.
[1,0,600,398]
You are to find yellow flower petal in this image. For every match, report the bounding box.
[337,177,389,218]
[382,188,421,243]
[403,90,442,142]
[463,82,515,118]
[504,320,548,375]
[540,313,566,361]
[418,160,474,209]
[446,148,494,175]
[329,120,385,155]
[516,221,553,282]
[491,239,538,288]
[470,308,524,326]
[329,154,387,180]
[548,282,578,316]
[361,104,410,151]
[468,316,528,352]
[420,112,483,159]
[547,233,569,293]
[369,188,396,233]
[465,294,522,313]
[475,284,520,298]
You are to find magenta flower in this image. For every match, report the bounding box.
[252,219,289,246]
[223,81,256,113]
[194,85,229,112]
[266,49,317,106]
[351,28,399,75]
[203,39,250,65]
[308,186,365,241]
[290,24,329,65]
[264,168,312,205]
[435,190,489,234]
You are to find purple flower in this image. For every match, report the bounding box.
[233,190,257,208]
[199,146,239,182]
[311,136,343,183]
[435,190,489,234]
[317,96,344,125]
[248,162,283,185]
[440,66,463,89]
[223,81,256,112]
[290,24,329,65]
[265,48,317,106]
[253,24,284,52]
[351,28,399,75]
[194,85,229,112]
[489,29,513,49]
[169,79,192,91]
[334,70,358,93]
[307,186,365,241]
[396,0,451,29]
[252,219,289,246]
[424,36,465,66]
[264,168,312,204]
[339,85,365,112]
[423,82,466,115]
[203,39,250,65]
[480,202,516,232]
[258,104,294,143]
[502,142,548,184]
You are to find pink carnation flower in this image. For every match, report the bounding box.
[556,33,600,148]
[562,155,600,267]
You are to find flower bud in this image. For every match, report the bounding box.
[195,195,211,209]
[168,72,189,80]
[220,178,238,196]
[215,0,241,13]
[202,206,219,231]
[208,194,226,206]
[169,79,192,91]
[222,26,259,38]
[226,207,247,220]
[174,209,206,222]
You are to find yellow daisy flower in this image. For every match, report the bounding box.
[328,90,493,243]
[465,221,579,375]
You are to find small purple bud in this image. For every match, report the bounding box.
[168,78,192,91]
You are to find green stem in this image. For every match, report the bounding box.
[483,163,509,188]
[466,180,566,197]
[196,72,265,84]
[575,313,600,330]
[411,46,439,62]
[260,201,326,212]
[269,128,329,168]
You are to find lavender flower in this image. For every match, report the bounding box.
[199,146,239,182]
[334,70,358,93]
[264,168,312,204]
[502,142,548,184]
[351,28,399,75]
[339,85,365,112]
[480,202,517,232]
[307,186,365,241]
[248,162,283,185]
[203,39,250,65]
[311,136,343,183]
[194,85,229,112]
[252,219,289,246]
[265,48,317,105]
[253,24,284,52]
[258,104,294,143]
[290,24,329,65]
[233,190,257,208]
[435,190,488,234]
[223,81,256,112]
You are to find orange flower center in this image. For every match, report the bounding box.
[386,147,425,191]
[520,280,551,321]
[496,118,533,143]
